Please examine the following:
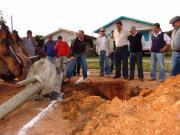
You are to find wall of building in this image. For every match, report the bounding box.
[44,31,76,46]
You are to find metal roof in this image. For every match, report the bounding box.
[94,16,154,33]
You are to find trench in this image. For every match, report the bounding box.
[73,80,129,100]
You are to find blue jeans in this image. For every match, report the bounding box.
[171,51,180,76]
[150,52,165,81]
[115,46,128,78]
[109,52,115,72]
[66,54,87,79]
[99,51,111,75]
[130,52,144,79]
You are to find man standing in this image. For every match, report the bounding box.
[71,33,81,76]
[23,30,37,57]
[113,21,129,79]
[109,31,116,73]
[96,28,112,76]
[55,36,70,73]
[65,30,93,81]
[169,16,180,76]
[150,23,171,82]
[128,26,145,81]
[43,35,56,64]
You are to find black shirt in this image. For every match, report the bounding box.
[72,37,93,56]
[128,33,143,52]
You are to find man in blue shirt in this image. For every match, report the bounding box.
[43,35,56,64]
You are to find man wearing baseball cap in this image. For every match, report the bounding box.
[169,16,180,76]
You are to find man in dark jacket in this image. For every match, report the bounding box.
[128,26,145,81]
[65,30,93,82]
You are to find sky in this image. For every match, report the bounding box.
[0,0,179,37]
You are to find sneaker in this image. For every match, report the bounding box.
[139,78,144,81]
[148,79,156,81]
[129,77,134,80]
[64,78,70,83]
[159,80,165,83]
[106,74,111,78]
[113,76,120,79]
[82,78,91,83]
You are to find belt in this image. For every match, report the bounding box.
[174,50,180,52]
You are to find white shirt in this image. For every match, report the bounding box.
[99,36,106,51]
[150,31,171,46]
[113,28,129,47]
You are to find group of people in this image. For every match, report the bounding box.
[96,16,180,82]
[43,30,93,82]
[39,15,180,83]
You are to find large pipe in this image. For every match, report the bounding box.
[16,77,37,87]
[0,81,43,120]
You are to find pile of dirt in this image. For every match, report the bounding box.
[62,75,180,135]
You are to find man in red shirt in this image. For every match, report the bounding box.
[55,36,70,75]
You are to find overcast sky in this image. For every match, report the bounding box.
[0,0,179,37]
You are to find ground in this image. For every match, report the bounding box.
[0,70,179,135]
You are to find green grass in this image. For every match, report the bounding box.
[87,57,171,72]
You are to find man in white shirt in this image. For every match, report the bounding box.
[96,28,112,76]
[113,21,129,79]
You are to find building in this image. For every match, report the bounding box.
[43,28,76,46]
[44,28,96,47]
[94,16,154,50]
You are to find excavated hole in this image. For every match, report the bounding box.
[79,80,129,100]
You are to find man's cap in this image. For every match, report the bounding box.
[169,16,180,24]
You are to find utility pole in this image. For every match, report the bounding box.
[10,15,13,31]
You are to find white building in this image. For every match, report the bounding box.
[44,28,96,47]
[44,28,76,46]
[94,16,154,50]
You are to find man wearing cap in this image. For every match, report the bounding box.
[169,16,180,76]
[128,26,146,81]
[150,23,171,82]
[113,21,129,79]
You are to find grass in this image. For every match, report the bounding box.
[87,57,171,72]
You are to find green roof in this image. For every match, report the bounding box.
[94,16,154,33]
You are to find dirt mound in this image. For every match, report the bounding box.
[62,75,180,135]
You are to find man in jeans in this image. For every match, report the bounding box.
[55,36,70,74]
[128,26,145,81]
[65,30,93,82]
[113,21,129,79]
[96,28,112,76]
[43,35,56,64]
[169,16,180,76]
[150,23,171,82]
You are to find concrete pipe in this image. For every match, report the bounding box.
[0,81,43,120]
[16,77,37,87]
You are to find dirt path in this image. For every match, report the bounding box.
[0,70,171,135]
